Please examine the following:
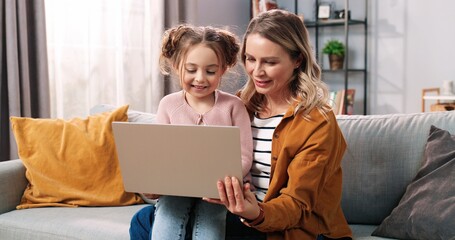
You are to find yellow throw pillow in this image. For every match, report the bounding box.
[10,105,143,209]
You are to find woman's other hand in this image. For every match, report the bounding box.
[205,176,261,221]
[142,193,161,199]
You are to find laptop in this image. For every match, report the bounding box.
[112,122,243,199]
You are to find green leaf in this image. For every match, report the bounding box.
[322,39,345,56]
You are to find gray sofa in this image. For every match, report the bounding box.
[1,105,454,239]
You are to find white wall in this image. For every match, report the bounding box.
[183,0,455,114]
[369,0,455,114]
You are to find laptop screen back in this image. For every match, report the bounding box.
[112,122,243,199]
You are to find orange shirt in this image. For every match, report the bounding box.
[253,103,352,240]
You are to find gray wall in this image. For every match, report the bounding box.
[169,0,250,95]
[181,0,455,114]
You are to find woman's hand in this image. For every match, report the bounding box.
[204,176,261,221]
[142,193,161,199]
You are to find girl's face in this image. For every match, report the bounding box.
[244,33,300,100]
[181,44,224,101]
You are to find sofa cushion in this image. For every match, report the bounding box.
[371,125,455,239]
[10,105,143,209]
[0,204,149,240]
[337,111,455,224]
[349,225,391,240]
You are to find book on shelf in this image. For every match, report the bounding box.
[251,0,278,18]
[328,90,341,115]
[344,89,356,115]
[329,89,356,115]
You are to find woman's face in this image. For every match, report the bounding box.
[244,33,300,99]
[181,44,224,101]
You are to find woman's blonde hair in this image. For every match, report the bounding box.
[239,9,331,117]
[159,24,240,86]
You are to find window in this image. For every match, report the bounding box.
[45,0,164,118]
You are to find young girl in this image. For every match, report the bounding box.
[149,24,253,240]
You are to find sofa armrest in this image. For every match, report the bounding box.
[0,159,28,214]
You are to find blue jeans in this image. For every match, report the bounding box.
[225,210,266,240]
[129,205,154,240]
[129,204,325,240]
[151,196,226,240]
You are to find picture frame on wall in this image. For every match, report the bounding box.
[318,4,331,19]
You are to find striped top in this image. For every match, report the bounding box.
[251,113,284,202]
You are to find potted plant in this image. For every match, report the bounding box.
[322,39,345,70]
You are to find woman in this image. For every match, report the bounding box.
[205,9,352,239]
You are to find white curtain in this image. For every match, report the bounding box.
[45,0,164,119]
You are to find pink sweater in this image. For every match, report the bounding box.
[156,90,253,177]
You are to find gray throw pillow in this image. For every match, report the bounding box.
[372,125,455,239]
[90,104,156,123]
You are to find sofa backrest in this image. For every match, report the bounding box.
[90,104,156,123]
[337,111,455,224]
[0,159,27,213]
[90,105,455,225]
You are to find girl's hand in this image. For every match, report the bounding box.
[204,176,261,221]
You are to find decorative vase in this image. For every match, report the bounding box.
[440,80,455,104]
[329,54,344,70]
[441,80,454,95]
